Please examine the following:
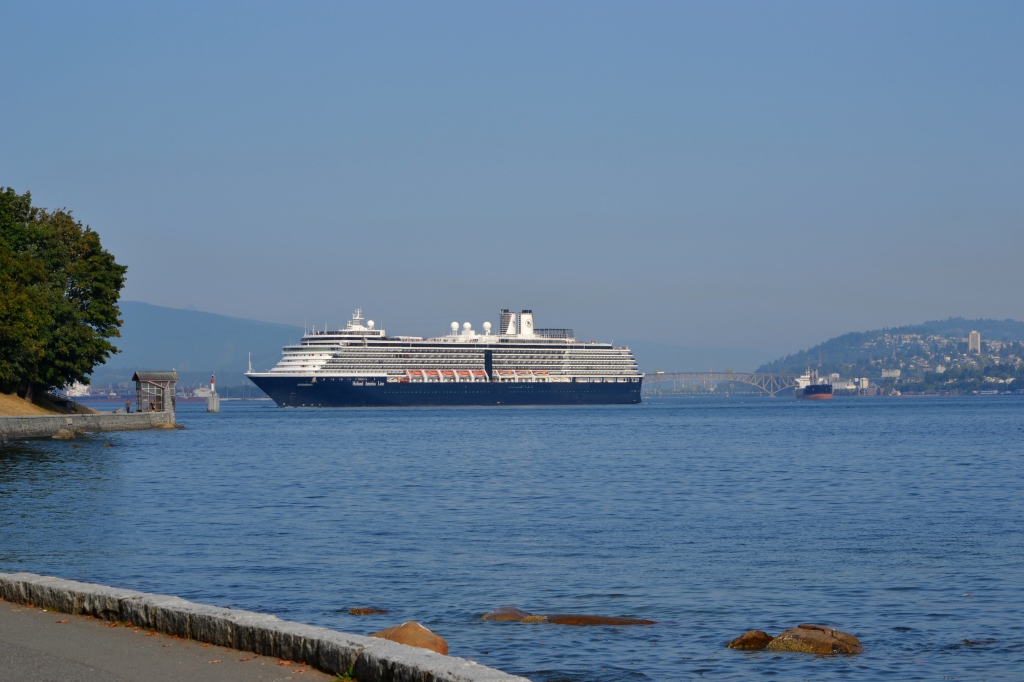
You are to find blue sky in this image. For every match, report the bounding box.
[3,1,1022,359]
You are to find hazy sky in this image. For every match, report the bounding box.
[4,1,1022,357]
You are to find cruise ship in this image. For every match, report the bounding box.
[246,309,642,407]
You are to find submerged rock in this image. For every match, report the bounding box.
[546,614,656,626]
[481,606,655,626]
[481,602,655,622]
[349,607,390,615]
[765,624,863,655]
[369,622,448,655]
[727,630,774,650]
[52,428,75,440]
[961,639,996,647]
[481,606,533,621]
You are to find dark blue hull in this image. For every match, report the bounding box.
[797,383,834,400]
[247,375,642,407]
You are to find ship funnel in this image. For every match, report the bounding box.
[519,310,534,338]
[499,309,516,335]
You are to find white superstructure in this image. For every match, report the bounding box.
[251,308,641,384]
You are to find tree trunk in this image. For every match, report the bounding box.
[23,382,34,403]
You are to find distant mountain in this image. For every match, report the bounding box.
[756,317,1024,381]
[89,302,303,391]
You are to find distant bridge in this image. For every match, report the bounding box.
[642,371,801,397]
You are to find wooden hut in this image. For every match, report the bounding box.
[132,371,178,412]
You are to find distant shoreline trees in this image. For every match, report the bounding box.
[0,188,127,402]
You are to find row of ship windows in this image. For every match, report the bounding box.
[316,361,638,367]
[294,342,621,349]
[309,355,638,362]
[312,357,637,364]
[278,375,640,380]
[280,358,634,364]
[283,350,634,358]
[283,358,635,365]
[315,358,638,364]
[315,366,638,372]
[311,372,638,376]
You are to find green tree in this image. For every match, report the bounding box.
[0,189,46,393]
[0,188,127,401]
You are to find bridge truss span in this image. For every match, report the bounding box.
[643,372,801,397]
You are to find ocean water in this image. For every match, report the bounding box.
[1,396,1022,680]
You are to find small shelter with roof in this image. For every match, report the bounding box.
[132,371,178,412]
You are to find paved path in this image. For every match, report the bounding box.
[0,601,336,681]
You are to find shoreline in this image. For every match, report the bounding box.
[0,572,528,682]
[0,412,176,441]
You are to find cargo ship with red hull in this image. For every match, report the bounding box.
[796,369,834,400]
[246,308,642,407]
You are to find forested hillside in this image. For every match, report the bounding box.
[757,318,1024,394]
[88,302,303,392]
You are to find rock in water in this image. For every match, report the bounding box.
[481,606,655,625]
[727,630,774,650]
[369,622,448,655]
[765,624,863,655]
[481,606,533,621]
[350,606,390,615]
[52,428,75,440]
[546,614,656,626]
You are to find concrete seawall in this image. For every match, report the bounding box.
[0,412,175,440]
[0,572,530,682]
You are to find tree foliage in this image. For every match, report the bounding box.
[0,188,127,399]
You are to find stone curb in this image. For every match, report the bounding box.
[0,412,175,440]
[0,572,529,682]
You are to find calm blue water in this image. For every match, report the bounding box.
[2,397,1022,680]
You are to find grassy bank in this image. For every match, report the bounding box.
[0,393,97,417]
